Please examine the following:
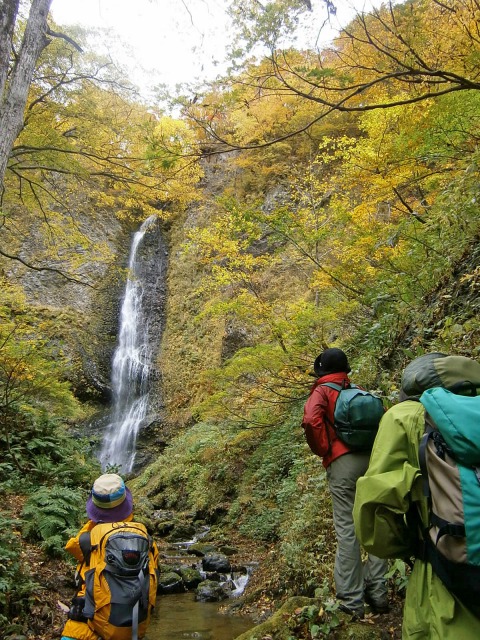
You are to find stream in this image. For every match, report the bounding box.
[146,592,254,639]
[149,529,256,639]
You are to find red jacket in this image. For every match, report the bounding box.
[301,371,351,468]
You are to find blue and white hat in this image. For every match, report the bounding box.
[86,473,133,523]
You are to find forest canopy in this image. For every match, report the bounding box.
[162,0,480,425]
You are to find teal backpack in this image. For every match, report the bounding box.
[321,382,385,451]
[419,387,480,614]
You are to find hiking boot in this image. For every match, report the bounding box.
[365,592,390,614]
[337,602,365,620]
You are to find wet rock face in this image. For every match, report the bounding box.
[116,220,169,465]
[7,208,126,314]
[130,221,169,381]
[4,210,131,402]
[79,218,169,466]
[221,320,253,362]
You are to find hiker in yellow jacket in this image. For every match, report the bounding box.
[61,473,158,640]
[353,353,480,639]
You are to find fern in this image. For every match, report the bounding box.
[22,485,84,557]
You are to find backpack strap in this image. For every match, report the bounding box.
[131,569,146,640]
[321,382,342,393]
[430,513,466,542]
[79,531,93,566]
[417,413,440,558]
[419,414,454,497]
[423,533,480,616]
[132,599,139,640]
[418,416,436,499]
[321,381,354,392]
[318,382,343,456]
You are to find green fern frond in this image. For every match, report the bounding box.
[21,485,84,556]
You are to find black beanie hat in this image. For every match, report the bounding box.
[314,348,351,377]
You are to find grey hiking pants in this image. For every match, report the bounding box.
[326,452,388,610]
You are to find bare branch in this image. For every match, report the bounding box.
[0,246,95,287]
[46,26,83,53]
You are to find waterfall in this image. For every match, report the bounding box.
[100,215,162,473]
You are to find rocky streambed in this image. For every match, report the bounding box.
[148,509,258,639]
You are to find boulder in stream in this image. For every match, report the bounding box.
[187,542,217,557]
[157,571,186,594]
[202,552,231,573]
[195,579,230,602]
[178,566,203,589]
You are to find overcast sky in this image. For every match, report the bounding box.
[50,0,382,101]
[51,0,230,97]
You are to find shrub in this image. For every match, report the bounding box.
[0,513,37,629]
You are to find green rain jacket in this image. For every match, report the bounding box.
[353,399,480,639]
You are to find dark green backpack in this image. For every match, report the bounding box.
[322,382,385,451]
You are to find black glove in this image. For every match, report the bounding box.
[68,595,87,622]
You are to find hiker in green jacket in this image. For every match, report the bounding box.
[353,353,480,639]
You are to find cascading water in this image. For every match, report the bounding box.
[100,215,163,473]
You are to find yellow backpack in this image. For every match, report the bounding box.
[79,521,158,640]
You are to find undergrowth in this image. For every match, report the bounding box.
[0,412,99,629]
[0,513,38,631]
[21,485,86,558]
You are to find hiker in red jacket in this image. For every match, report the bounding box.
[302,348,388,619]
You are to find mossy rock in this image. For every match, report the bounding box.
[178,566,203,589]
[187,542,217,556]
[157,571,185,594]
[166,522,196,542]
[219,544,238,556]
[234,597,385,640]
[195,579,229,602]
[155,520,175,536]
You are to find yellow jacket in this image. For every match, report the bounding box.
[61,515,158,640]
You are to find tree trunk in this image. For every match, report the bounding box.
[0,0,20,99]
[0,0,52,188]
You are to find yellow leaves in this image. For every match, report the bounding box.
[233,92,295,146]
[0,284,81,421]
[95,192,116,208]
[186,207,273,295]
[308,270,332,294]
